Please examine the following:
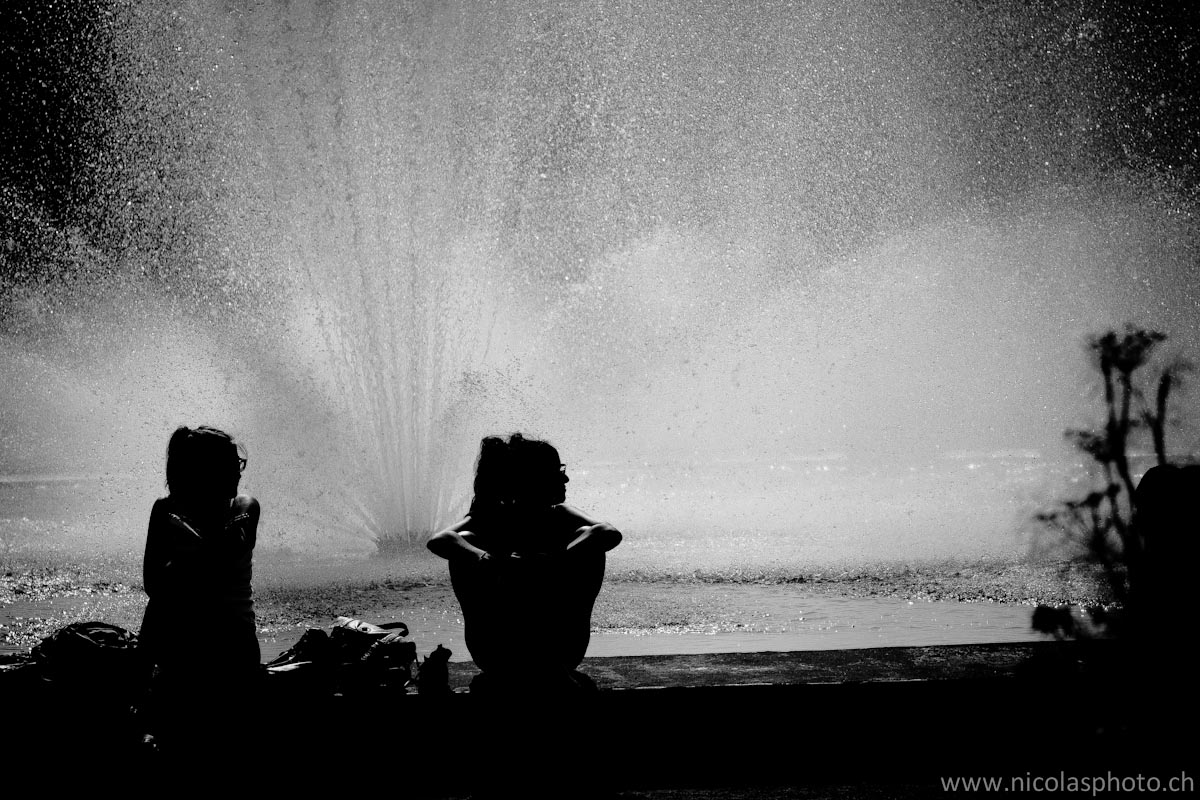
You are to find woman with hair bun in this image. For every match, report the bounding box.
[428,433,622,693]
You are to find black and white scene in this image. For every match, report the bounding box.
[1,1,1197,796]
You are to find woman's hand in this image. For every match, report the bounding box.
[427,520,492,563]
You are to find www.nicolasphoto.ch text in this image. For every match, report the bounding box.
[941,771,1194,794]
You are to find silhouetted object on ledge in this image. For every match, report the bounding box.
[417,644,453,695]
[138,425,261,756]
[1031,605,1080,639]
[428,433,622,694]
[1031,605,1111,640]
[31,621,141,683]
[264,627,333,669]
[263,616,416,695]
[331,616,416,692]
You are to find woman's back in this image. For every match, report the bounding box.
[449,505,605,675]
[430,433,621,689]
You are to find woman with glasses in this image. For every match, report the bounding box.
[428,432,622,693]
[139,425,260,754]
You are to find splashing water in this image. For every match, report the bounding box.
[1,1,1198,562]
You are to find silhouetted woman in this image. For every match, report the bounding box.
[428,433,622,692]
[1130,464,1200,748]
[139,425,261,753]
[1133,464,1200,636]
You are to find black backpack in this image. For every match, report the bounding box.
[31,621,142,685]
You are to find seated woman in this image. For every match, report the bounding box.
[1133,464,1200,637]
[428,433,622,692]
[1130,464,1200,734]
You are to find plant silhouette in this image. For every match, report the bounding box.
[1034,325,1192,626]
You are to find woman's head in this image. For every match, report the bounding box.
[469,432,567,515]
[165,426,245,504]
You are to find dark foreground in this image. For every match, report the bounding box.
[3,641,1194,797]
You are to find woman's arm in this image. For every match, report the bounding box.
[142,500,205,596]
[229,494,261,549]
[566,522,622,554]
[557,505,622,554]
[427,517,493,562]
[204,493,261,559]
[143,501,170,598]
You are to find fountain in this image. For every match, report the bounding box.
[2,1,1198,565]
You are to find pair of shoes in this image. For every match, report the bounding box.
[265,628,332,669]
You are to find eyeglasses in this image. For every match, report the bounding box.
[238,457,248,473]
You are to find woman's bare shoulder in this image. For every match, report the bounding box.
[438,514,477,534]
[229,495,261,528]
[231,494,260,513]
[552,504,602,527]
[432,515,487,544]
